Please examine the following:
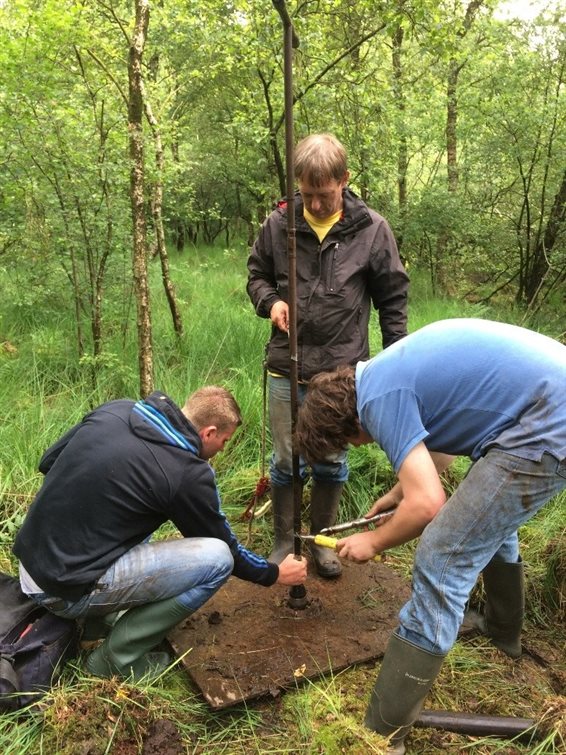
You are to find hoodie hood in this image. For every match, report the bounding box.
[129,391,201,455]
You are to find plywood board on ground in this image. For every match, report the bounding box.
[168,559,411,709]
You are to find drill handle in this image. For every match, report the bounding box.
[313,534,383,562]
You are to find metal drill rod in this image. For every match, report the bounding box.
[271,1,307,610]
[271,0,300,554]
[319,507,397,535]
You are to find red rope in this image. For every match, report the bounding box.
[240,476,271,521]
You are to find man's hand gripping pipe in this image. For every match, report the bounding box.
[298,507,397,563]
[299,533,385,562]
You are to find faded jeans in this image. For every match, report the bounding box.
[398,450,566,656]
[269,375,348,486]
[29,537,234,619]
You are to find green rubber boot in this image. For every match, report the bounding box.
[85,597,192,681]
[80,612,121,650]
[483,558,524,658]
[364,634,445,754]
[80,612,120,642]
[269,484,296,564]
[309,482,343,578]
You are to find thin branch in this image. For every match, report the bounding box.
[85,48,129,107]
[94,0,131,45]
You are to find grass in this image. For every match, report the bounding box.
[0,244,565,752]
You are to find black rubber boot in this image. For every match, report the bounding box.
[365,633,445,754]
[460,559,524,658]
[483,558,524,658]
[85,597,192,681]
[309,482,344,578]
[269,484,295,564]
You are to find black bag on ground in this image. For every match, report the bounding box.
[0,572,78,712]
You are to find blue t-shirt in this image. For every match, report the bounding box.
[356,319,566,472]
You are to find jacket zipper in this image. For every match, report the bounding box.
[327,243,339,292]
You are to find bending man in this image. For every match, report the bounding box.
[295,318,566,753]
[14,387,307,680]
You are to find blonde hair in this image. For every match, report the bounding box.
[294,133,348,186]
[183,386,242,432]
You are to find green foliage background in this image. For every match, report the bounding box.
[1,0,564,377]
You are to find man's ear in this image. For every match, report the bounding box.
[199,425,217,443]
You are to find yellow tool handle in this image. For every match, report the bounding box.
[313,534,384,562]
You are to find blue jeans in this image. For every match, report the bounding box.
[269,375,348,486]
[398,450,566,655]
[30,537,234,619]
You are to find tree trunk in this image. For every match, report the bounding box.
[438,1,484,289]
[392,24,407,250]
[258,68,286,198]
[53,181,85,358]
[272,130,286,198]
[446,0,484,193]
[446,60,459,194]
[144,97,184,337]
[526,167,566,304]
[129,0,153,397]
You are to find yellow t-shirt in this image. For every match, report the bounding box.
[268,207,341,379]
[304,208,342,242]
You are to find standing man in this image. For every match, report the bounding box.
[13,387,307,681]
[247,133,409,578]
[295,318,566,753]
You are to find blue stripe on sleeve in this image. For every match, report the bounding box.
[235,543,269,567]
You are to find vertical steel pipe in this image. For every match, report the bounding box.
[272,1,306,609]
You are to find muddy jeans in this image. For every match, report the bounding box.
[27,537,234,619]
[269,375,348,486]
[397,450,566,655]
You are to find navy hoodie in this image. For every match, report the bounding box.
[13,391,278,600]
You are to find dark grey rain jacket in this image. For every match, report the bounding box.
[247,188,409,380]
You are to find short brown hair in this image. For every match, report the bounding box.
[294,133,348,186]
[183,386,242,432]
[295,366,358,464]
